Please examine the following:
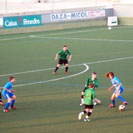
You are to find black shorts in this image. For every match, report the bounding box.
[85,105,93,109]
[58,59,68,65]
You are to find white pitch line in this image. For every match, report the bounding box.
[0,26,130,41]
[36,36,133,43]
[0,36,29,41]
[37,26,133,37]
[0,26,127,41]
[0,28,106,41]
[0,67,56,77]
[0,27,132,44]
[37,28,107,37]
[7,64,89,88]
[0,56,133,77]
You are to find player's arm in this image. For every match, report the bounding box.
[85,78,90,88]
[54,53,58,61]
[81,79,89,96]
[11,89,16,93]
[3,87,11,93]
[81,87,87,95]
[67,50,72,62]
[81,79,89,95]
[68,55,72,62]
[108,85,114,91]
[93,92,97,102]
[94,79,98,88]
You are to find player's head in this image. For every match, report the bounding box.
[9,76,15,83]
[89,83,94,89]
[105,72,114,79]
[92,72,97,79]
[63,45,67,51]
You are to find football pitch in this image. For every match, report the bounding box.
[0,26,133,133]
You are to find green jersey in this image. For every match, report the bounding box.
[58,49,71,60]
[84,88,96,105]
[85,76,98,88]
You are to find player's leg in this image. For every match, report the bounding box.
[85,109,93,121]
[11,95,16,109]
[53,59,63,74]
[78,105,87,120]
[80,91,84,106]
[0,90,4,105]
[116,90,128,105]
[53,63,61,74]
[4,95,12,112]
[4,93,15,112]
[65,63,69,74]
[87,108,93,116]
[0,90,2,102]
[84,105,93,122]
[109,93,116,108]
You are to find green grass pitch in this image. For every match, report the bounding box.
[0,26,133,133]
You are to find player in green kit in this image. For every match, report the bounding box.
[78,83,96,122]
[80,72,101,106]
[53,45,72,74]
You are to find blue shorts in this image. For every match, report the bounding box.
[3,92,14,100]
[114,89,124,95]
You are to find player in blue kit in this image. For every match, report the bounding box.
[105,72,128,108]
[2,76,16,112]
[0,90,4,105]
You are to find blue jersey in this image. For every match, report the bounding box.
[2,81,13,95]
[111,77,124,91]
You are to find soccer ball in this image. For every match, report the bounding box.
[119,105,125,111]
[108,27,112,30]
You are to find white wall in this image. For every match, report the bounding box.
[1,0,36,3]
[114,4,133,17]
[120,0,133,4]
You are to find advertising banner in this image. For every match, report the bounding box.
[3,15,42,29]
[50,10,105,22]
[108,16,118,26]
[0,18,3,27]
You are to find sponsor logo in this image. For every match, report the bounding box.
[4,15,42,29]
[23,18,40,25]
[71,12,87,19]
[50,10,105,21]
[4,20,18,27]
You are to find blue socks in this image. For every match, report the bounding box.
[5,100,16,110]
[117,96,125,102]
[112,100,115,106]
[11,100,15,107]
[111,96,126,106]
[5,102,10,109]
